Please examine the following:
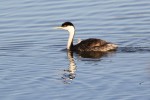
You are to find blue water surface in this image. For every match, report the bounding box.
[0,0,150,100]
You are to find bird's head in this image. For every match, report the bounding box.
[55,22,75,33]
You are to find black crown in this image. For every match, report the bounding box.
[61,22,74,27]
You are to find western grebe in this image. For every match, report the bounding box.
[55,22,118,52]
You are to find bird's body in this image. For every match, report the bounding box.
[55,22,118,52]
[72,38,117,52]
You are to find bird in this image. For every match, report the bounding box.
[55,22,118,52]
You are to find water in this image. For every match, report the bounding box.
[0,0,150,100]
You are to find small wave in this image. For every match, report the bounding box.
[118,47,150,53]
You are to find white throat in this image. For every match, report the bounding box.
[67,26,75,49]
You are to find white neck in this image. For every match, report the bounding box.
[67,26,75,49]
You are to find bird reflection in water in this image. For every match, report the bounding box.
[62,50,77,84]
[61,50,116,84]
[76,50,116,58]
